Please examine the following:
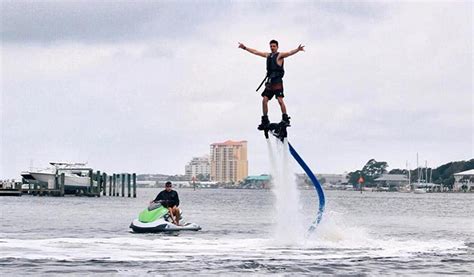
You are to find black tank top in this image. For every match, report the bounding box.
[266,52,284,83]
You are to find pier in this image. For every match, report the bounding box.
[19,170,137,198]
[0,180,23,196]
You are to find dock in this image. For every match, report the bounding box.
[16,169,138,198]
[0,188,22,196]
[0,180,22,196]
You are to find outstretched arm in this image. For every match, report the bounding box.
[279,44,305,59]
[238,42,268,58]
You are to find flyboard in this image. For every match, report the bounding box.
[261,122,326,232]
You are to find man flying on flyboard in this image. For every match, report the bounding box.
[239,40,325,230]
[238,40,305,135]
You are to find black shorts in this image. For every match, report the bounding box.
[261,82,284,100]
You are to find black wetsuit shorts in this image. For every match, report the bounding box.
[261,82,284,100]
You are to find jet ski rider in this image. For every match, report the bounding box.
[152,181,181,226]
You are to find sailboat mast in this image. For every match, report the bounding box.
[417,153,420,186]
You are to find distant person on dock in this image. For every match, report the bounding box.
[238,40,305,130]
[152,181,181,225]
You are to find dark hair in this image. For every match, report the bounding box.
[269,40,278,46]
[165,181,172,186]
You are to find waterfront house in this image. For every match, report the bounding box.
[239,175,271,189]
[453,169,474,192]
[374,174,409,191]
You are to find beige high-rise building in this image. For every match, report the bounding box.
[210,140,248,183]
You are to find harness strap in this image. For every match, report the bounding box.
[256,75,268,92]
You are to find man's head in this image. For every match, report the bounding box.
[269,40,279,53]
[165,181,172,191]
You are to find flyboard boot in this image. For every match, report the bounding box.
[282,113,291,126]
[258,115,270,130]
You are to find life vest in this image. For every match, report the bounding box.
[266,52,284,83]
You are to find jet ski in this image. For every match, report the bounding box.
[130,201,201,233]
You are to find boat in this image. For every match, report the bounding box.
[130,202,201,233]
[410,154,429,194]
[413,188,427,194]
[21,162,96,193]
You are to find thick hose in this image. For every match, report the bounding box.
[288,142,325,232]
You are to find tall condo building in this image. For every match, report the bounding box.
[210,140,248,182]
[185,156,210,180]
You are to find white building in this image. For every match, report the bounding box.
[185,156,211,180]
[453,169,474,192]
[374,174,409,191]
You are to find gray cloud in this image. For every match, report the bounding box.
[1,1,472,178]
[317,1,388,18]
[1,0,389,44]
[1,0,230,43]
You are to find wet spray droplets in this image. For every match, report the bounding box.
[267,138,305,245]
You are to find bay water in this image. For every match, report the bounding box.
[1,188,472,275]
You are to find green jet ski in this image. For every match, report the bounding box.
[130,201,201,233]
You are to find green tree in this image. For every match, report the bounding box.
[347,170,363,186]
[347,159,388,186]
[196,173,210,181]
[389,169,408,174]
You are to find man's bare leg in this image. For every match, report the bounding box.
[168,207,176,224]
[173,207,181,225]
[262,96,269,115]
[277,97,290,124]
[258,96,271,130]
[277,97,287,114]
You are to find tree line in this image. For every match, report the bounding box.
[347,158,474,189]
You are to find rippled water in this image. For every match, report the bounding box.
[1,189,472,275]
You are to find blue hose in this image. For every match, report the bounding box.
[288,142,325,232]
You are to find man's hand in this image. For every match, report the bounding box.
[238,42,267,58]
[279,44,306,59]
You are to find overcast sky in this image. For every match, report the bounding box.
[1,0,472,179]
